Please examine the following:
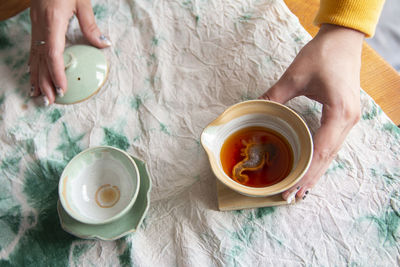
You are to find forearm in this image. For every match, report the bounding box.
[314,0,385,38]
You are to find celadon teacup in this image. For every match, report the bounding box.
[59,146,140,225]
[201,100,313,197]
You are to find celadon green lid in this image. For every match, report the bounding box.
[55,45,109,104]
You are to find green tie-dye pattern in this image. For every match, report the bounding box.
[0,93,5,106]
[227,207,277,264]
[182,0,192,7]
[0,178,22,252]
[10,52,28,71]
[146,75,159,87]
[304,102,322,115]
[1,159,75,267]
[72,242,94,266]
[327,159,347,173]
[0,21,13,50]
[56,123,84,161]
[1,206,22,235]
[362,105,377,120]
[0,156,21,176]
[19,72,30,86]
[370,168,400,185]
[15,9,31,32]
[255,207,275,219]
[292,34,304,44]
[364,209,399,247]
[149,53,157,63]
[231,224,255,247]
[239,14,252,22]
[23,139,35,155]
[93,4,107,20]
[159,122,171,135]
[151,36,159,46]
[228,225,255,266]
[117,239,134,267]
[130,95,143,110]
[48,108,63,123]
[383,123,400,137]
[103,127,130,151]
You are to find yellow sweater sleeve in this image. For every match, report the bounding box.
[314,0,385,38]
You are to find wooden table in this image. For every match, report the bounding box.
[1,0,399,125]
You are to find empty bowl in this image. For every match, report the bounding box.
[201,100,313,197]
[59,146,140,225]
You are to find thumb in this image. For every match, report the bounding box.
[76,0,111,48]
[259,72,302,104]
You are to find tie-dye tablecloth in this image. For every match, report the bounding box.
[1,0,399,266]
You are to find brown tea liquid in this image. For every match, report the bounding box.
[220,126,293,187]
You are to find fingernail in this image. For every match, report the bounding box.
[56,87,64,97]
[286,187,301,204]
[30,85,35,97]
[287,193,295,204]
[43,96,49,106]
[99,34,112,46]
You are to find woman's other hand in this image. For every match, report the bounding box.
[29,0,111,105]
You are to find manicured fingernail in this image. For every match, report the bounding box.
[287,193,295,204]
[287,188,301,204]
[56,87,64,97]
[99,34,112,46]
[30,85,35,97]
[43,96,49,106]
[305,190,309,195]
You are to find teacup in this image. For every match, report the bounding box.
[201,100,313,197]
[59,146,140,225]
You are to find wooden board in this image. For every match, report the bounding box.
[217,181,293,211]
[284,0,400,126]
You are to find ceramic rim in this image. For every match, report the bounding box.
[201,100,313,197]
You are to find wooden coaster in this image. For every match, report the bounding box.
[216,181,292,211]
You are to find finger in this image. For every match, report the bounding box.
[39,56,56,105]
[29,54,41,97]
[76,0,111,48]
[45,12,69,96]
[30,26,43,97]
[294,104,357,199]
[282,185,300,203]
[259,71,304,104]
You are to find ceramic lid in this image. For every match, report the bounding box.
[55,45,108,104]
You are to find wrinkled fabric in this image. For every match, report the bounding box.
[0,0,399,266]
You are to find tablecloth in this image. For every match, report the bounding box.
[0,0,399,266]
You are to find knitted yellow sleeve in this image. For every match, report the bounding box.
[314,0,385,37]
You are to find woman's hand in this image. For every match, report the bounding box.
[259,24,364,201]
[29,0,111,105]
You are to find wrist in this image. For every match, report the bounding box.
[316,23,364,54]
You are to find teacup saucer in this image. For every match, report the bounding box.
[57,156,151,240]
